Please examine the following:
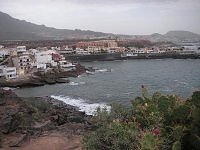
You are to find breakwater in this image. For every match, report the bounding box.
[63,53,200,62]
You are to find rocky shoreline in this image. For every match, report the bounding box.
[0,89,93,149]
[0,64,86,88]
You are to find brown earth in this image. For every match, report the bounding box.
[17,132,81,150]
[0,89,92,150]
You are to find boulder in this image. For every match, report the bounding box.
[9,134,28,147]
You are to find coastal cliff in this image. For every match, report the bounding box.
[0,89,92,149]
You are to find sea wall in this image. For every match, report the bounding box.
[63,53,200,62]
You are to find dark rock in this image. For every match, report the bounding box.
[9,134,28,147]
[0,107,21,134]
[1,116,12,134]
[50,115,59,121]
[55,78,70,83]
[67,115,84,123]
[43,78,57,84]
[57,112,69,125]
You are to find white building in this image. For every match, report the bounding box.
[12,55,33,75]
[107,48,118,53]
[51,47,61,51]
[181,42,199,50]
[59,60,75,68]
[16,46,26,53]
[35,51,53,64]
[29,49,39,56]
[0,66,4,79]
[86,46,102,54]
[0,45,4,49]
[146,49,154,53]
[58,47,74,55]
[35,50,58,67]
[37,64,47,70]
[0,49,9,60]
[180,50,197,55]
[75,48,90,55]
[134,49,145,54]
[59,60,75,71]
[0,66,17,79]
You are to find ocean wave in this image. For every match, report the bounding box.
[95,68,112,73]
[123,92,134,95]
[161,87,173,92]
[69,81,85,86]
[174,80,189,85]
[69,82,79,86]
[50,95,111,115]
[178,81,189,85]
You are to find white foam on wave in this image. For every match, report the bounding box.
[50,95,111,115]
[95,68,112,73]
[69,81,85,86]
[96,68,108,72]
[69,82,79,86]
[161,87,173,92]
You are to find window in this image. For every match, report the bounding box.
[7,70,15,73]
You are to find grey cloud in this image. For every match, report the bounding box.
[0,0,199,34]
[0,0,178,5]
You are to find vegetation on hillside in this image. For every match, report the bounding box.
[82,88,200,150]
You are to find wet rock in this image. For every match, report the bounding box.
[43,78,57,84]
[55,78,70,83]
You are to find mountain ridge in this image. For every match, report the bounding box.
[0,11,113,40]
[0,11,200,43]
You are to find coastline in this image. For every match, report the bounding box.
[0,89,92,149]
[0,64,86,88]
[63,53,200,62]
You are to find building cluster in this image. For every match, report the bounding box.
[0,40,199,80]
[75,40,125,55]
[74,40,200,55]
[124,42,200,56]
[0,45,75,80]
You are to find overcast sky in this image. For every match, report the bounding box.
[0,0,200,35]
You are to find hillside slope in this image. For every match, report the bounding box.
[0,11,111,40]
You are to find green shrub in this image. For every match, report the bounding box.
[83,122,137,150]
[191,91,200,107]
[82,90,200,150]
[172,141,181,150]
[24,98,51,113]
[139,132,160,150]
[171,105,190,123]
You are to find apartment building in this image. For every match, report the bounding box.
[0,66,17,79]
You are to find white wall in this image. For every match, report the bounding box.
[1,66,17,79]
[36,53,52,64]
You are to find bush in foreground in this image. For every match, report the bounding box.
[82,90,200,150]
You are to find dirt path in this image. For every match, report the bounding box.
[13,132,82,150]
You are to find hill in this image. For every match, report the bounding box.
[0,11,200,43]
[0,11,113,40]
